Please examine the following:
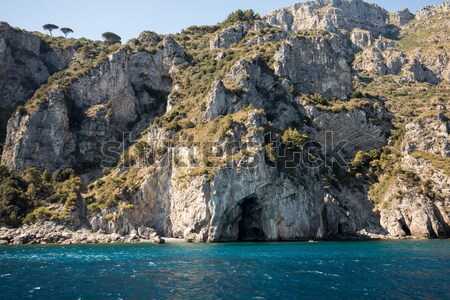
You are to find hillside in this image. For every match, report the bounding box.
[0,0,449,244]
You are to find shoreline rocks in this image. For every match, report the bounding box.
[1,222,439,246]
[0,221,166,245]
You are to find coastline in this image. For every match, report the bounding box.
[0,221,168,245]
[0,221,437,246]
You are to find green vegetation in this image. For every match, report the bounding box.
[0,166,30,227]
[179,107,258,144]
[353,47,449,206]
[6,3,446,218]
[151,22,281,136]
[412,110,442,123]
[21,42,120,114]
[36,33,104,51]
[281,128,309,149]
[0,165,83,227]
[221,9,261,26]
[367,125,406,203]
[351,150,381,172]
[355,75,449,122]
[361,121,446,206]
[85,167,143,211]
[299,93,372,112]
[397,12,449,54]
[23,206,66,224]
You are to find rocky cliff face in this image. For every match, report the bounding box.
[415,2,450,20]
[90,101,389,242]
[1,37,185,173]
[274,33,353,99]
[380,113,450,238]
[0,22,74,146]
[389,9,414,27]
[0,22,73,108]
[1,0,449,243]
[266,0,389,35]
[86,40,391,241]
[354,1,450,84]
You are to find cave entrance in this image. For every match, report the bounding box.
[399,219,411,236]
[237,195,266,241]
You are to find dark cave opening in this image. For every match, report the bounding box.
[237,195,266,241]
[399,219,412,236]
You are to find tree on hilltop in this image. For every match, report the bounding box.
[102,32,121,44]
[60,27,74,38]
[223,9,261,25]
[43,24,59,36]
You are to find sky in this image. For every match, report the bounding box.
[0,0,446,42]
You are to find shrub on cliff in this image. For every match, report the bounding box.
[281,128,310,149]
[352,150,381,173]
[222,9,261,26]
[0,165,83,227]
[0,166,30,227]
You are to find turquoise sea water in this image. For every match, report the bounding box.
[0,240,449,300]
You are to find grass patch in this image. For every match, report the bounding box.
[397,12,450,54]
[354,75,449,122]
[411,151,450,177]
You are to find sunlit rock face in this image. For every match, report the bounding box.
[1,0,449,242]
[2,37,185,172]
[266,0,390,35]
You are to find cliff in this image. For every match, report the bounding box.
[266,0,389,35]
[0,22,74,149]
[1,36,185,173]
[0,0,449,244]
[380,113,450,238]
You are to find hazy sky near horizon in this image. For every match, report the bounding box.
[0,0,445,41]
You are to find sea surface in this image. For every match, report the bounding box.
[0,240,449,300]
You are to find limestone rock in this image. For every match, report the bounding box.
[266,0,390,35]
[210,24,250,49]
[401,57,439,84]
[0,220,165,245]
[302,102,389,160]
[355,47,406,75]
[350,29,374,49]
[0,22,74,140]
[389,9,414,27]
[90,98,390,242]
[1,1,449,244]
[274,33,352,99]
[203,80,232,121]
[415,2,450,21]
[380,113,450,238]
[1,37,185,172]
[151,236,165,244]
[244,21,288,46]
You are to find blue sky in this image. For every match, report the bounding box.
[0,0,445,41]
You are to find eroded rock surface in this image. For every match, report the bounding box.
[1,37,185,172]
[266,0,389,35]
[380,113,450,238]
[1,0,449,243]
